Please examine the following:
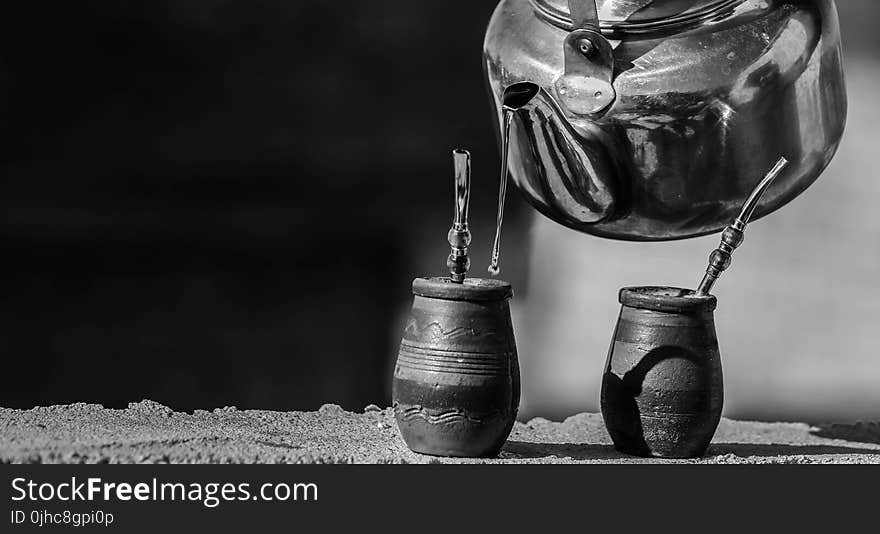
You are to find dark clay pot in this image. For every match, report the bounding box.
[392,277,520,457]
[601,286,723,458]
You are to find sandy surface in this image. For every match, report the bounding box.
[1,400,878,464]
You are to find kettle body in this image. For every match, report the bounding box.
[483,0,846,240]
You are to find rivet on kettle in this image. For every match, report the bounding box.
[578,38,596,58]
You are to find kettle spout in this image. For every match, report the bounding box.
[500,81,620,227]
[501,81,541,113]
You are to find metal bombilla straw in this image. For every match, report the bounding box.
[447,149,472,283]
[695,157,789,296]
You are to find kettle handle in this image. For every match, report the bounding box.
[555,1,616,116]
[568,0,600,30]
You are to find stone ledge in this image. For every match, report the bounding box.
[1,401,879,464]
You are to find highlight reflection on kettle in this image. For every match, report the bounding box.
[483,0,846,240]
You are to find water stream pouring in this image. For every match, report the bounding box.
[489,83,540,276]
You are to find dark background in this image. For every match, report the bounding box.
[2,2,878,419]
[1,0,530,411]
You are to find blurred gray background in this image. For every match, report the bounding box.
[1,1,877,423]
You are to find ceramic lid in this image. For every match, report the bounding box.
[619,286,717,313]
[412,277,513,302]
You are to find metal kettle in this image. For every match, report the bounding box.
[483,0,846,240]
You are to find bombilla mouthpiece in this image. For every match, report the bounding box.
[447,149,472,283]
[737,157,789,226]
[452,149,471,228]
[696,157,789,296]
